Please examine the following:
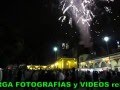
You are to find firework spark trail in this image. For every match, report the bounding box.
[59,16,66,22]
[101,0,114,2]
[69,18,72,27]
[104,6,112,13]
[59,0,114,47]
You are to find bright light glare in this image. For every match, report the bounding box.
[51,65,54,68]
[53,47,58,52]
[27,65,30,69]
[117,41,119,44]
[55,63,58,66]
[104,37,109,42]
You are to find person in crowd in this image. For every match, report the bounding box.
[57,70,65,81]
[85,71,92,81]
[7,69,12,81]
[0,68,3,81]
[2,68,8,81]
[70,68,77,81]
[93,71,99,81]
[17,68,22,81]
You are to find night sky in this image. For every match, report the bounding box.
[0,0,120,66]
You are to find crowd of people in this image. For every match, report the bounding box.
[0,66,120,90]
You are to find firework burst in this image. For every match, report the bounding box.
[59,0,114,47]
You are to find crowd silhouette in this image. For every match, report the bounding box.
[0,66,120,90]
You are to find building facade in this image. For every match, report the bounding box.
[79,52,120,70]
